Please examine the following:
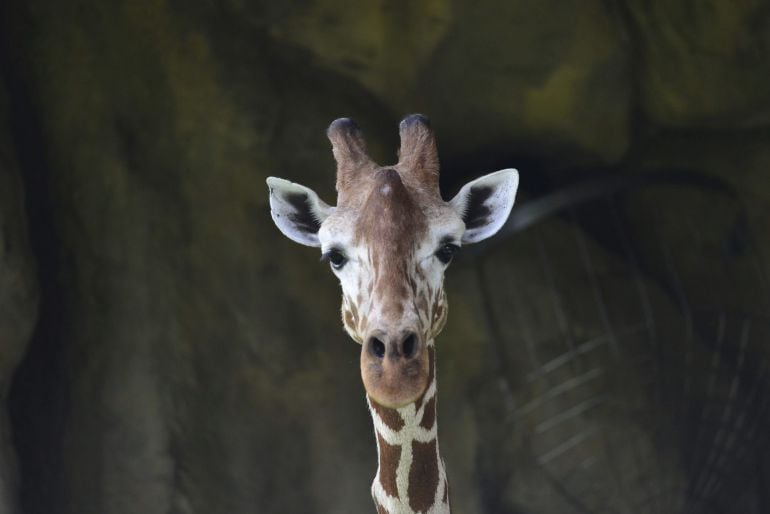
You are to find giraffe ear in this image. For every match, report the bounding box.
[449,168,519,244]
[267,177,333,247]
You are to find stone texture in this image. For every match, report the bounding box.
[271,0,632,164]
[268,0,452,108]
[439,217,693,514]
[438,164,770,512]
[420,0,631,164]
[625,0,770,128]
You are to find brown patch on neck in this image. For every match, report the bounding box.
[370,399,405,432]
[408,439,439,513]
[420,396,436,430]
[376,432,400,498]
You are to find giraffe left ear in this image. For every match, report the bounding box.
[266,177,333,247]
[449,168,519,244]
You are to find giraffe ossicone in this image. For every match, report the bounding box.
[267,114,518,514]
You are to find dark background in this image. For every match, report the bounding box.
[1,1,769,513]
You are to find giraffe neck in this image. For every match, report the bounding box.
[367,344,449,514]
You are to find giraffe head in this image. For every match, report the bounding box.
[267,115,518,409]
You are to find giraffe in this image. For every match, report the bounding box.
[266,114,518,513]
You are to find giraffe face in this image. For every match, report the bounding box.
[267,115,518,409]
[318,168,461,345]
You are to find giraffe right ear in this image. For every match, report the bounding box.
[449,168,519,244]
[266,177,333,247]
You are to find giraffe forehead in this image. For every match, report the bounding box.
[319,168,464,254]
[354,168,428,249]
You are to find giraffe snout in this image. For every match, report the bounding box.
[360,329,430,409]
[365,330,421,361]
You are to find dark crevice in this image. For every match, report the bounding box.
[0,4,68,514]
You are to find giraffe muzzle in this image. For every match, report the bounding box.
[360,329,430,409]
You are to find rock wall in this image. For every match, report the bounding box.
[0,1,768,513]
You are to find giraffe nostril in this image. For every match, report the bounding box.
[402,333,418,358]
[369,337,386,359]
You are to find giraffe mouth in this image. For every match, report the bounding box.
[359,332,431,408]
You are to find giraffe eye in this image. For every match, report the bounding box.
[435,243,459,264]
[322,248,347,270]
